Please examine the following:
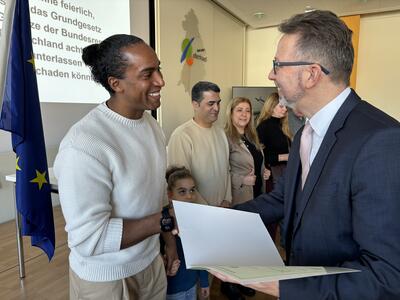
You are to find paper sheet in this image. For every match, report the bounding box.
[173,200,283,268]
[172,201,359,284]
[204,266,358,284]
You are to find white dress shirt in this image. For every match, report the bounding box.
[308,87,351,164]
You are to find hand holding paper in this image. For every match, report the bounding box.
[208,268,280,297]
[172,201,359,285]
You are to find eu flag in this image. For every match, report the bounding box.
[0,0,55,260]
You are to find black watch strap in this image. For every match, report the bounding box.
[160,206,174,232]
[162,206,170,218]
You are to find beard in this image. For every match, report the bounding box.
[279,94,296,110]
[277,76,305,110]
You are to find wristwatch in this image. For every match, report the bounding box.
[160,206,174,232]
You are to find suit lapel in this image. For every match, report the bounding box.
[293,90,361,233]
[283,130,301,238]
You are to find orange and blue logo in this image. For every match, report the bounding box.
[180,37,195,65]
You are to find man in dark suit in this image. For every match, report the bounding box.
[213,10,400,300]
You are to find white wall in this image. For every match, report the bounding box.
[157,0,246,140]
[245,26,280,87]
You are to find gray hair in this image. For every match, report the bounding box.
[279,10,354,85]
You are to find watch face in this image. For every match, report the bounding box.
[161,217,174,232]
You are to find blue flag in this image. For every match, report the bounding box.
[0,0,55,260]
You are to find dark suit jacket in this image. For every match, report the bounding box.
[236,90,400,299]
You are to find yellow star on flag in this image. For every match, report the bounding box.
[28,54,35,69]
[30,170,48,190]
[16,156,21,171]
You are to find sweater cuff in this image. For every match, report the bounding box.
[103,218,123,253]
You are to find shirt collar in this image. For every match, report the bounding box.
[309,87,351,137]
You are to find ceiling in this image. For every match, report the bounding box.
[212,0,400,28]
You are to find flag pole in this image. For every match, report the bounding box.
[1,0,26,279]
[1,0,56,272]
[13,183,25,278]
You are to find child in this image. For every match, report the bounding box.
[162,166,210,300]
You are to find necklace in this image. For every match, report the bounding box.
[241,135,251,149]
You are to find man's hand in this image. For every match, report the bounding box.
[247,281,279,297]
[168,206,179,235]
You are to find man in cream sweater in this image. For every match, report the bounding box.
[168,81,244,299]
[54,35,178,299]
[167,81,231,208]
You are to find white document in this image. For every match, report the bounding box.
[172,201,359,284]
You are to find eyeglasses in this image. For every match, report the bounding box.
[272,59,330,75]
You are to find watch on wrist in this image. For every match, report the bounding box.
[160,206,174,232]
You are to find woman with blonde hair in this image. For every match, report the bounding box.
[223,97,270,299]
[256,92,292,185]
[225,97,270,206]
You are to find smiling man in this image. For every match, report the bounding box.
[168,81,240,299]
[54,35,179,300]
[168,81,232,209]
[214,10,400,300]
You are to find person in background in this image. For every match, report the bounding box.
[225,97,270,205]
[54,34,178,300]
[167,81,231,209]
[213,10,400,299]
[256,92,292,186]
[167,81,236,299]
[162,166,210,300]
[224,97,270,298]
[256,92,292,243]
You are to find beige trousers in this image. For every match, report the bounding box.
[69,255,167,300]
